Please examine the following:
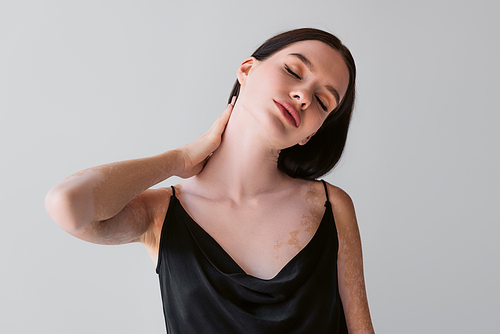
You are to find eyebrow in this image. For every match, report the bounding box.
[288,53,341,106]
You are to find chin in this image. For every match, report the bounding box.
[238,100,296,147]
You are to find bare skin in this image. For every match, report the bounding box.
[45,40,374,333]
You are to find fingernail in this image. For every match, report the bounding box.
[230,96,236,106]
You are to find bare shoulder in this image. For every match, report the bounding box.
[322,181,357,233]
[323,181,375,333]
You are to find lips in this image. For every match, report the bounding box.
[273,100,301,128]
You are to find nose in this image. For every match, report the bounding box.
[290,87,312,110]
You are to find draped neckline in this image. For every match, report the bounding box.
[174,195,332,282]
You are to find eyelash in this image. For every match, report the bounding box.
[284,64,328,111]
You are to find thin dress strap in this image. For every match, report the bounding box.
[320,180,329,203]
[170,185,176,197]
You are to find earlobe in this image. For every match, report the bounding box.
[299,131,317,145]
[237,57,256,87]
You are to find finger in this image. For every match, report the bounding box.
[207,102,232,131]
[196,154,212,174]
[209,102,234,135]
[221,102,234,122]
[220,100,235,119]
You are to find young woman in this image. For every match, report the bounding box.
[46,28,375,333]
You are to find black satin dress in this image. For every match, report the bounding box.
[156,181,348,333]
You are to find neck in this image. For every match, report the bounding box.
[192,104,290,202]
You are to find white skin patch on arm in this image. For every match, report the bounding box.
[47,151,178,245]
[332,185,375,333]
[338,223,373,332]
[49,169,105,227]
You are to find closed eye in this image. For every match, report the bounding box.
[284,64,301,80]
[316,96,327,111]
[285,64,328,111]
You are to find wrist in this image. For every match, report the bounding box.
[165,149,186,177]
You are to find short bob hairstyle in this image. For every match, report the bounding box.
[228,28,356,180]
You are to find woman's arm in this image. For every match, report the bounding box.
[327,183,375,334]
[45,101,234,245]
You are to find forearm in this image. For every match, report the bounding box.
[46,102,234,235]
[45,149,182,232]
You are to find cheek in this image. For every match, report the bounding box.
[308,114,327,133]
[249,67,288,92]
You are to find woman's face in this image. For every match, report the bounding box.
[236,40,350,149]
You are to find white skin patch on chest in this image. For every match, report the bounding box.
[286,230,302,250]
[175,182,328,279]
[273,239,283,260]
[271,182,326,261]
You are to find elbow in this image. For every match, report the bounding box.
[45,186,92,233]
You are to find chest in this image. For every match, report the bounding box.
[178,195,326,280]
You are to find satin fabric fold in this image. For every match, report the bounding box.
[156,183,348,333]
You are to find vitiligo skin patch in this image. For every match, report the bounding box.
[46,158,374,333]
[46,151,179,246]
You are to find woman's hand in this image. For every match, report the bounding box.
[45,100,234,244]
[176,99,234,178]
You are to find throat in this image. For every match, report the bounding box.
[195,114,286,199]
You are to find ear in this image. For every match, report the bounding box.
[298,131,316,145]
[237,57,257,88]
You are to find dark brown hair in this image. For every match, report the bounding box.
[228,28,356,180]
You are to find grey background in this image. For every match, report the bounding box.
[1,0,499,333]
